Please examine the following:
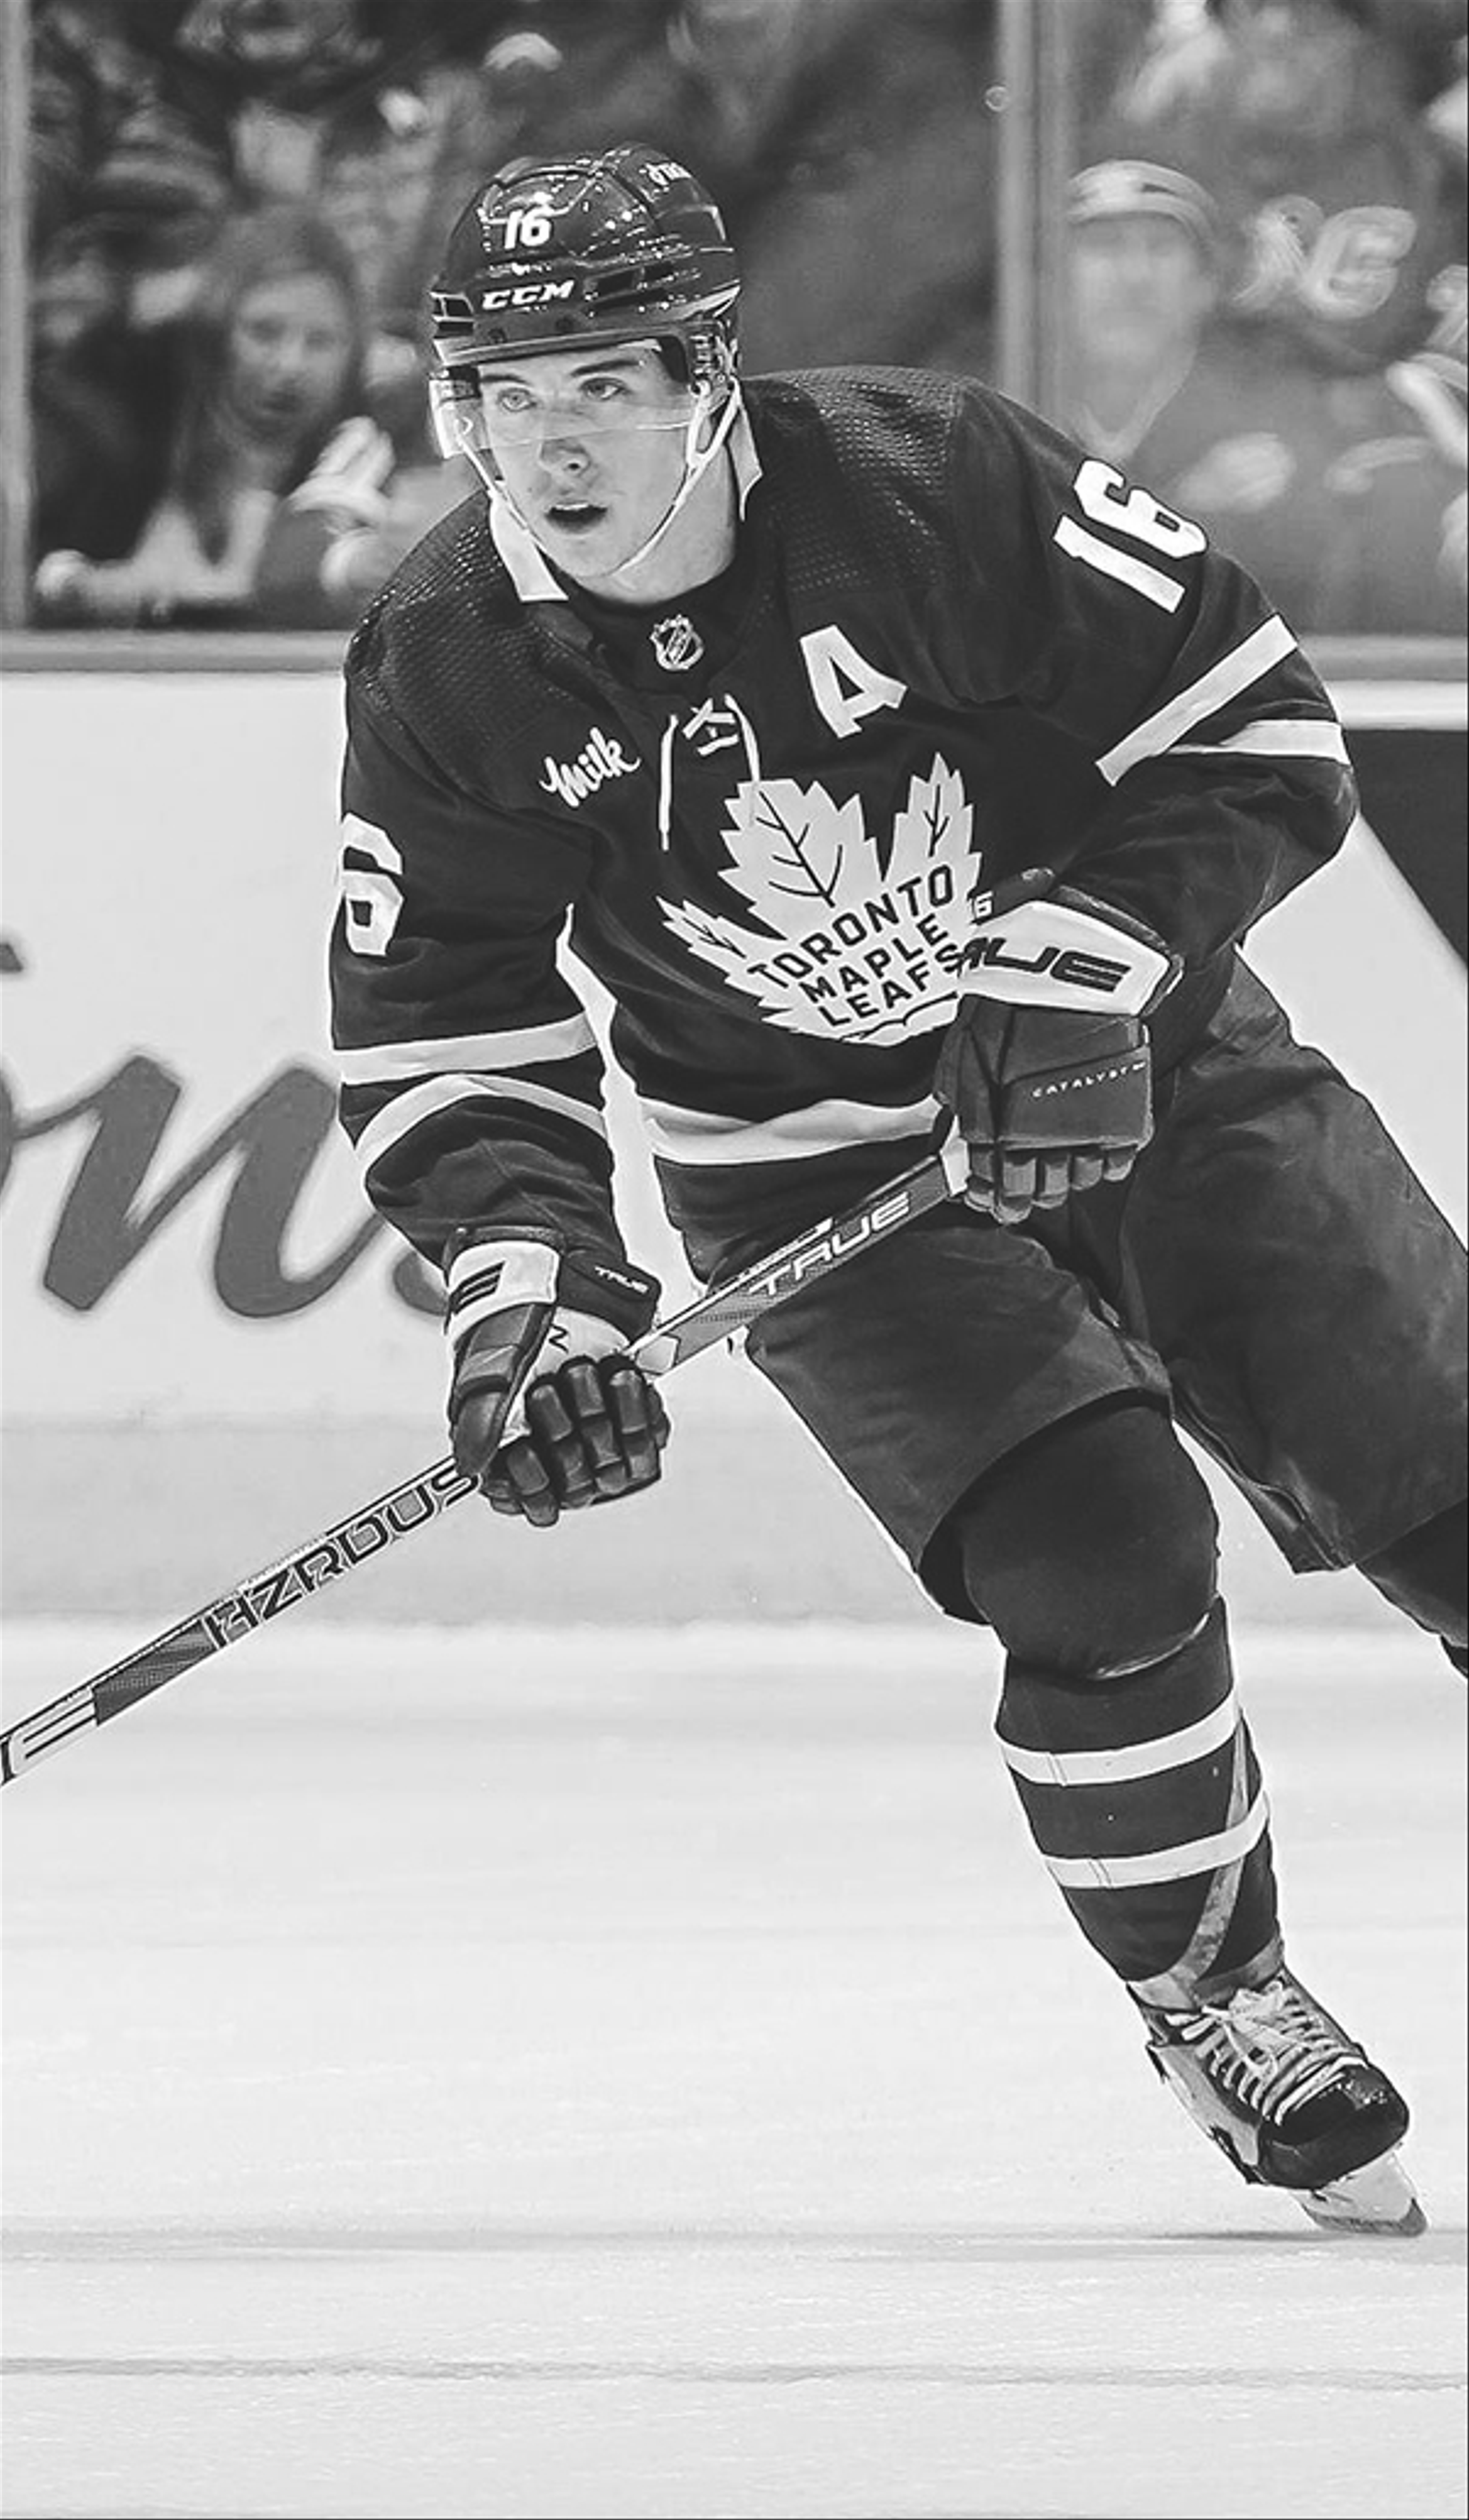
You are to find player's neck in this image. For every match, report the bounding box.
[570,450,739,608]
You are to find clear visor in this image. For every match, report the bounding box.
[431,361,703,459]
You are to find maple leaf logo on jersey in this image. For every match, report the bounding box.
[658,755,980,1044]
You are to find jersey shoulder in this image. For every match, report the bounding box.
[746,364,1052,499]
[743,365,1047,621]
[345,491,544,779]
[748,361,1035,454]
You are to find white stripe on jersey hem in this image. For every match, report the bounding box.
[640,1093,941,1167]
[337,1015,596,1086]
[354,1073,608,1182]
[1097,618,1298,786]
[1171,718,1350,762]
[1043,1790,1269,1890]
[998,1692,1239,1787]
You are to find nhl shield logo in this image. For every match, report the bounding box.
[651,614,704,672]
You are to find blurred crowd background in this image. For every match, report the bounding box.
[19,0,1468,637]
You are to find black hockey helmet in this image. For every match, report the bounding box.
[428,143,740,409]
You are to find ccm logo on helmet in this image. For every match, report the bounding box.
[480,281,577,310]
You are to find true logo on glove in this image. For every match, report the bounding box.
[964,936,1131,996]
[588,1257,658,1298]
[956,894,1177,1020]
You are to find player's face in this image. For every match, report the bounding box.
[474,345,705,580]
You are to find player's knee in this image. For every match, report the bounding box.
[931,1397,1220,1680]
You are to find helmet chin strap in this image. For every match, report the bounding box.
[603,382,743,586]
[472,383,743,589]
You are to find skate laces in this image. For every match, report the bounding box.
[1172,1976,1362,2124]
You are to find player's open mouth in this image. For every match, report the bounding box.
[546,502,607,532]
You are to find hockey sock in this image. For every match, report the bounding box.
[995,1600,1282,2005]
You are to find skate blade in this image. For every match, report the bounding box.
[1300,2152,1427,2237]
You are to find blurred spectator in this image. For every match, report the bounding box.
[1423,31,1468,160]
[525,0,1002,375]
[1104,0,1467,381]
[1067,0,1162,103]
[254,435,474,627]
[1105,0,1468,127]
[1065,157,1466,630]
[30,0,155,255]
[29,216,173,565]
[29,0,550,450]
[33,206,407,626]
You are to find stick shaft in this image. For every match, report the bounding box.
[1,1141,963,1784]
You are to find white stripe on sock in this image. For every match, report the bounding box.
[1044,1789,1270,1890]
[997,1693,1239,1786]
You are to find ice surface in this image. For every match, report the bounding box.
[2,1621,1464,2519]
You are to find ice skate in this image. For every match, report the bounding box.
[1136,1965,1426,2236]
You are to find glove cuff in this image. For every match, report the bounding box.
[958,888,1180,1019]
[444,1229,660,1354]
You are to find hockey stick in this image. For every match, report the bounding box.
[1,1133,968,1785]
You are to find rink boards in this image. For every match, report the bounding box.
[0,669,1464,1624]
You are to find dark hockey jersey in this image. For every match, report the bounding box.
[332,366,1355,1283]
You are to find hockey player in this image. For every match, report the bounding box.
[331,145,1467,2236]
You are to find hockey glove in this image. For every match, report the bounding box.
[934,887,1181,1223]
[446,1230,669,1528]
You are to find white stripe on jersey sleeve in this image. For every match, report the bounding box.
[337,1015,597,1085]
[1097,617,1301,785]
[354,1072,608,1185]
[640,1092,940,1167]
[1171,718,1350,762]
